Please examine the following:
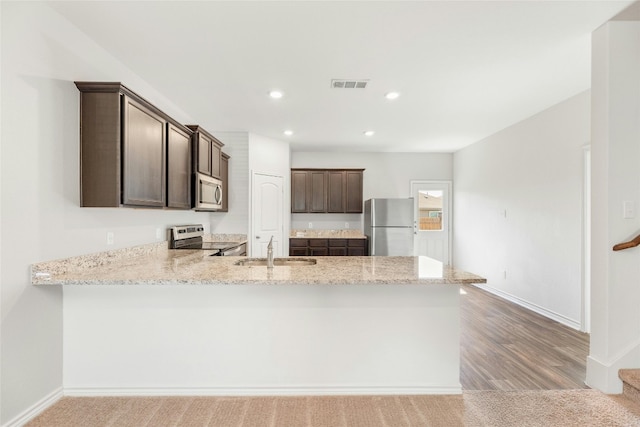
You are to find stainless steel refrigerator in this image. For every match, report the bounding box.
[364,198,414,256]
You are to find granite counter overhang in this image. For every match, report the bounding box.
[31,243,485,286]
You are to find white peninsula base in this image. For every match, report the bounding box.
[63,284,461,396]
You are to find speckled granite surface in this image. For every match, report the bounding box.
[31,246,484,286]
[204,234,247,243]
[290,229,366,238]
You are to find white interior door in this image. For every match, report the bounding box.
[411,181,452,265]
[252,173,283,257]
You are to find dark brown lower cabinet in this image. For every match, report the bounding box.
[309,239,329,256]
[289,238,367,256]
[289,238,308,256]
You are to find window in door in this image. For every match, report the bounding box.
[418,190,443,231]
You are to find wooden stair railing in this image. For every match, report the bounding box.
[613,233,640,251]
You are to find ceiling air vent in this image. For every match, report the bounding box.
[331,79,369,89]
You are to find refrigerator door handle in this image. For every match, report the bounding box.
[371,232,375,255]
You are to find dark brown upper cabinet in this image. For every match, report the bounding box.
[291,170,310,213]
[220,152,230,212]
[75,82,193,209]
[187,125,224,179]
[291,168,364,213]
[345,170,364,213]
[122,95,166,207]
[167,123,192,209]
[327,171,346,213]
[309,171,328,212]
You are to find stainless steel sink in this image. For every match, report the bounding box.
[234,258,317,267]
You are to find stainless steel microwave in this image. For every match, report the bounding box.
[193,172,223,211]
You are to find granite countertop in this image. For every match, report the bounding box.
[31,241,485,286]
[290,229,367,239]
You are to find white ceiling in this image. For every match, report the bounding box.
[51,1,635,153]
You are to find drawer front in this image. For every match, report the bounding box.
[308,239,329,247]
[290,239,308,247]
[328,239,347,247]
[347,239,366,247]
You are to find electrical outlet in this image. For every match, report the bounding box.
[156,228,162,240]
[106,231,114,245]
[309,222,313,229]
[345,222,350,229]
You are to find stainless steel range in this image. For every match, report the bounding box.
[169,224,246,256]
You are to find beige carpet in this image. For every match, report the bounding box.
[27,390,640,427]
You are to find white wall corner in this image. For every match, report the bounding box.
[2,387,63,427]
[585,341,640,394]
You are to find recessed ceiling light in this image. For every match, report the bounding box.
[363,130,375,137]
[269,90,284,99]
[283,130,294,136]
[385,92,400,100]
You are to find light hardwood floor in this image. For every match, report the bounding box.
[460,284,590,390]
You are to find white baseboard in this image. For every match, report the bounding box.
[586,340,640,394]
[473,283,581,330]
[63,384,462,397]
[3,387,63,427]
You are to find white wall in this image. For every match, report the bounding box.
[0,3,212,423]
[248,133,291,255]
[587,20,640,393]
[62,284,461,396]
[210,132,249,235]
[453,91,590,330]
[290,152,453,231]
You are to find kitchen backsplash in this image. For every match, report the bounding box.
[290,229,366,238]
[290,213,362,232]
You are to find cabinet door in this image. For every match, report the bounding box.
[122,95,166,207]
[211,139,222,178]
[290,247,309,256]
[310,247,329,256]
[196,133,212,175]
[220,153,229,212]
[347,239,367,256]
[327,171,346,213]
[345,170,364,213]
[309,171,328,212]
[329,247,347,256]
[290,239,308,256]
[167,123,191,209]
[291,171,309,213]
[347,247,366,256]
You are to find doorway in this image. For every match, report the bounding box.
[251,173,284,257]
[410,181,452,265]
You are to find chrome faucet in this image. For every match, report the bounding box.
[267,236,274,269]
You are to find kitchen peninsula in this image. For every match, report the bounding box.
[32,245,485,396]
